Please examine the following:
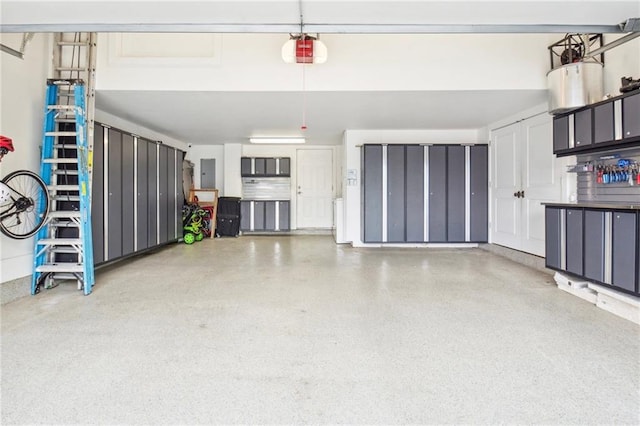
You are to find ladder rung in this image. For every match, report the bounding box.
[47,105,76,110]
[54,144,78,149]
[36,238,83,246]
[57,41,88,46]
[54,119,77,123]
[46,132,78,137]
[48,211,81,219]
[43,158,78,164]
[48,185,80,191]
[36,264,84,273]
[53,169,79,175]
[55,67,88,71]
[50,222,80,228]
[49,247,80,254]
[52,195,80,201]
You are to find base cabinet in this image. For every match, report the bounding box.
[545,205,639,296]
[240,200,290,232]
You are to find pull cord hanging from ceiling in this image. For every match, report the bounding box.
[299,0,308,131]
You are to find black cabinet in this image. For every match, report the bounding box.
[553,116,569,152]
[574,109,592,147]
[362,144,488,244]
[240,200,290,232]
[622,92,640,139]
[92,123,183,266]
[553,89,640,156]
[593,102,614,144]
[241,157,291,177]
[565,209,583,276]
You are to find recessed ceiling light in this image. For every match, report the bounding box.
[249,137,306,144]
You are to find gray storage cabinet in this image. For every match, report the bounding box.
[612,212,637,293]
[583,210,605,283]
[594,102,614,144]
[553,116,569,152]
[428,145,447,242]
[623,92,640,139]
[565,208,584,276]
[240,200,290,232]
[362,145,383,243]
[574,109,592,147]
[545,207,562,270]
[469,145,488,242]
[387,145,406,242]
[93,123,183,266]
[362,143,488,244]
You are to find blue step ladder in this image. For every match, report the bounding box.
[32,79,95,295]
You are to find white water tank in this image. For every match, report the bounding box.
[547,61,603,114]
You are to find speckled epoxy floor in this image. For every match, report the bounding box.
[2,236,639,425]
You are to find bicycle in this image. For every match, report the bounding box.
[0,135,50,239]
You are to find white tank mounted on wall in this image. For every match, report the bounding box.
[547,34,604,115]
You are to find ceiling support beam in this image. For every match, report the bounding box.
[0,23,627,34]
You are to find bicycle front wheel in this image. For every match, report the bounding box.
[0,170,49,239]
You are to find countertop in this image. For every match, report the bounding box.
[542,202,640,210]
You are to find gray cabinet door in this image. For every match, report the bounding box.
[583,210,605,283]
[447,146,465,242]
[241,157,251,176]
[92,125,105,264]
[428,145,447,242]
[387,145,406,242]
[622,92,640,139]
[121,133,135,256]
[553,116,569,152]
[469,145,488,242]
[254,158,266,175]
[265,158,277,175]
[265,201,277,231]
[253,201,266,231]
[363,145,383,242]
[158,145,169,244]
[612,212,637,293]
[147,143,158,248]
[279,158,291,176]
[594,102,614,144]
[136,139,149,251]
[545,207,562,270]
[405,145,425,242]
[167,148,177,240]
[279,201,290,231]
[176,152,184,239]
[565,209,583,276]
[240,201,251,231]
[574,109,592,147]
[107,128,122,260]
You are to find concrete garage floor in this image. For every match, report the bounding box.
[2,236,639,425]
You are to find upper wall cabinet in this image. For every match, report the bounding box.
[241,157,291,177]
[553,89,640,157]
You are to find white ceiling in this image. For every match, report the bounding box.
[3,0,637,145]
[96,90,548,145]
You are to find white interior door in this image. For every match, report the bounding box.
[520,113,561,256]
[491,123,522,249]
[296,149,333,229]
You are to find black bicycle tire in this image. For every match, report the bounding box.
[0,169,50,239]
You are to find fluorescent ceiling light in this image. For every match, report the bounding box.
[249,137,305,144]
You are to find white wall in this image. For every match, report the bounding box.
[0,33,51,283]
[97,33,551,92]
[602,35,640,96]
[342,129,483,246]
